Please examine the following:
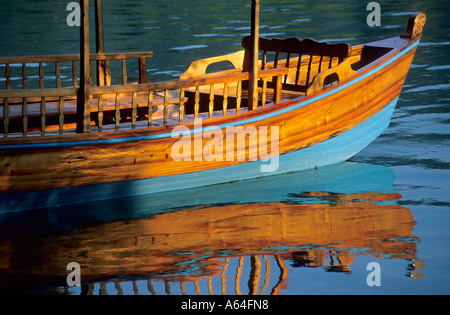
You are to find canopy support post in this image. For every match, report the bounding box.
[77,0,91,133]
[249,0,260,111]
[95,0,106,86]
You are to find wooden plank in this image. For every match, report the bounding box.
[0,88,78,99]
[0,52,154,65]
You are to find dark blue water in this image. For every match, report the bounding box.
[0,0,449,295]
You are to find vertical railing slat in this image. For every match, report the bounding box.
[3,98,9,137]
[5,64,11,90]
[223,82,228,117]
[39,62,44,89]
[147,91,154,127]
[121,59,127,85]
[58,96,64,133]
[55,61,61,88]
[318,55,324,73]
[236,80,242,114]
[284,53,291,84]
[295,56,302,86]
[131,92,137,128]
[22,63,28,135]
[40,97,46,133]
[208,84,214,119]
[306,55,313,85]
[262,77,267,108]
[98,94,103,130]
[22,97,28,135]
[72,61,78,88]
[163,89,169,126]
[115,93,120,129]
[105,59,111,86]
[179,88,185,124]
[194,86,200,120]
[89,60,95,86]
[274,74,282,104]
[22,63,28,89]
[139,57,147,84]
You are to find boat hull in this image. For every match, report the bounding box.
[1,96,397,212]
[0,37,419,210]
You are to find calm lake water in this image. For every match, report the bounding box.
[0,0,449,296]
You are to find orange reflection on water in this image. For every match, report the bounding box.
[0,190,421,294]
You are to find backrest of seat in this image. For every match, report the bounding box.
[241,36,351,89]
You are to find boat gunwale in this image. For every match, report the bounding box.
[0,35,420,150]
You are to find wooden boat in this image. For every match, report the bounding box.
[0,1,426,211]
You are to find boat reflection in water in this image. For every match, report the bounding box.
[0,162,422,295]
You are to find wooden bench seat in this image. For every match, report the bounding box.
[241,36,352,91]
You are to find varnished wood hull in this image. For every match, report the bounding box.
[0,35,420,211]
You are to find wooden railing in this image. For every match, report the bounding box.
[0,51,154,91]
[0,45,354,138]
[0,52,153,136]
[88,66,289,128]
[0,61,289,136]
